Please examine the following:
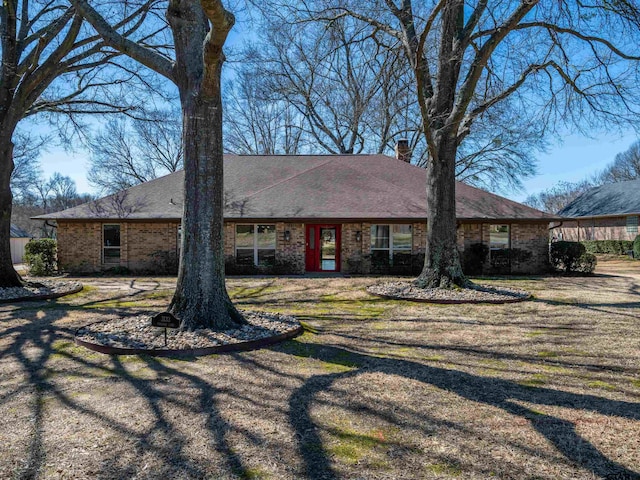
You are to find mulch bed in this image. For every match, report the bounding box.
[367,281,532,304]
[75,310,302,356]
[0,279,83,303]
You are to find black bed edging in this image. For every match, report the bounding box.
[74,323,304,357]
[0,284,83,304]
[367,290,532,304]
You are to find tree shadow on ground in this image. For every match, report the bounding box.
[0,290,257,479]
[2,280,640,479]
[275,340,640,480]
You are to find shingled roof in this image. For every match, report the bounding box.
[10,224,30,238]
[38,154,558,222]
[558,179,640,218]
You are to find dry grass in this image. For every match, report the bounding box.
[1,258,639,479]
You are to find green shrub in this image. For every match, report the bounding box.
[271,254,305,275]
[149,250,179,275]
[368,252,424,275]
[462,243,488,276]
[104,266,131,275]
[509,248,534,265]
[489,248,511,274]
[224,254,303,275]
[574,253,597,274]
[550,241,594,273]
[634,235,640,259]
[24,238,57,276]
[225,256,260,275]
[581,240,633,255]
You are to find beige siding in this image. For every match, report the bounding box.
[557,217,639,242]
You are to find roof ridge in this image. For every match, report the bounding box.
[242,158,336,199]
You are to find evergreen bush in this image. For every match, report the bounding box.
[462,243,488,275]
[550,241,596,274]
[24,238,57,276]
[581,240,633,255]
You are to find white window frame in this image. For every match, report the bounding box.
[626,216,638,233]
[370,224,412,259]
[102,224,121,264]
[235,224,276,266]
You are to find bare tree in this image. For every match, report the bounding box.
[284,0,640,288]
[0,0,167,286]
[73,0,246,329]
[599,140,640,183]
[249,16,413,155]
[524,180,595,214]
[88,109,183,193]
[223,68,307,154]
[10,131,46,202]
[13,172,92,237]
[241,4,542,191]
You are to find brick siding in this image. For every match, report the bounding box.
[57,220,551,275]
[57,221,179,273]
[57,222,102,272]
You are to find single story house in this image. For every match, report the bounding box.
[37,153,559,275]
[10,224,31,264]
[556,179,640,241]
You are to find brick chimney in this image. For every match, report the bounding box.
[395,139,411,163]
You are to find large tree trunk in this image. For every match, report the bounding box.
[414,134,466,289]
[169,93,244,330]
[168,11,245,330]
[0,129,23,287]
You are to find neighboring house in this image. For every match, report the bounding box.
[556,179,640,241]
[37,153,559,275]
[10,224,31,264]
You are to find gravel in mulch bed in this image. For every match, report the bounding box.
[75,310,302,355]
[0,278,83,303]
[367,281,532,304]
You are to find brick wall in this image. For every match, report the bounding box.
[557,217,639,242]
[277,222,305,273]
[510,223,550,274]
[459,222,549,274]
[57,219,551,275]
[57,221,179,273]
[341,223,365,271]
[126,222,179,271]
[57,222,102,272]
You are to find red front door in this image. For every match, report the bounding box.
[305,225,341,272]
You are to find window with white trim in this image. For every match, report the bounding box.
[236,224,276,266]
[626,216,638,233]
[489,224,510,250]
[103,224,121,264]
[370,224,412,265]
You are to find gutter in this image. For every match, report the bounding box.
[548,221,564,231]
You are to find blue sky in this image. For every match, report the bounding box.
[33,10,639,204]
[513,130,637,202]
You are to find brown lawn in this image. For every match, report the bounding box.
[1,257,639,479]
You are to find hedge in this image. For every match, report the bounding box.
[634,235,640,259]
[581,240,633,255]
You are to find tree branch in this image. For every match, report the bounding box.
[69,0,175,81]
